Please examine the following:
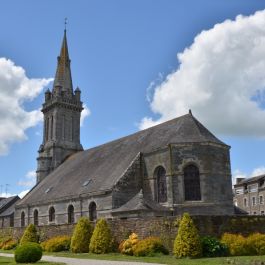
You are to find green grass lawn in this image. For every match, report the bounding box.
[43,252,265,265]
[2,250,265,264]
[0,256,62,265]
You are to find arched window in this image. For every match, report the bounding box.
[89,202,97,221]
[33,209,39,226]
[68,205,74,224]
[184,164,201,201]
[21,211,25,227]
[49,207,55,222]
[155,166,167,203]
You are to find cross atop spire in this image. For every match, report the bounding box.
[53,29,73,95]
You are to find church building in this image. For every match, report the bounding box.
[14,31,234,227]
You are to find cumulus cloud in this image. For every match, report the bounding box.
[80,104,91,126]
[17,170,36,187]
[0,58,52,155]
[140,10,265,137]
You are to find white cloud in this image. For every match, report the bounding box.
[251,166,265,177]
[140,10,265,137]
[0,58,52,155]
[17,170,36,187]
[80,104,91,126]
[18,190,30,198]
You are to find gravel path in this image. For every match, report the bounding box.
[0,253,163,265]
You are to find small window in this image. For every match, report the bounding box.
[68,205,74,224]
[244,198,248,207]
[261,211,265,215]
[45,187,52,193]
[21,212,25,227]
[89,202,97,221]
[235,188,244,195]
[33,209,38,226]
[154,166,167,203]
[49,207,55,222]
[260,196,264,205]
[252,197,256,206]
[82,179,91,187]
[253,211,257,215]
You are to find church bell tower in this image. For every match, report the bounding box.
[36,30,83,183]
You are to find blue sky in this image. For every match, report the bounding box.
[0,0,265,196]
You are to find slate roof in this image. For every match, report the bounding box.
[18,113,227,207]
[0,196,20,214]
[234,174,265,187]
[112,190,169,213]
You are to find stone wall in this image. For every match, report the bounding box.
[2,215,265,250]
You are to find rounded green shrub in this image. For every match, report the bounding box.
[71,217,93,253]
[89,218,112,254]
[133,237,169,257]
[15,242,42,263]
[41,235,71,252]
[201,236,228,257]
[173,213,202,258]
[20,224,39,245]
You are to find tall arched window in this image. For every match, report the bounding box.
[89,202,97,221]
[155,166,167,203]
[68,205,74,224]
[49,207,55,222]
[184,164,201,201]
[33,209,39,226]
[21,211,25,227]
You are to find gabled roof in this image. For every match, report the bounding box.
[0,196,20,214]
[18,112,227,207]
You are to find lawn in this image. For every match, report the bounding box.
[42,252,265,265]
[2,250,265,265]
[0,256,62,265]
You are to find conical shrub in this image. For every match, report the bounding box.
[173,213,202,258]
[89,218,112,254]
[20,224,39,245]
[70,217,93,253]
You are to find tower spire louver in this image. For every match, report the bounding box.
[36,30,83,183]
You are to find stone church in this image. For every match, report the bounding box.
[14,31,234,227]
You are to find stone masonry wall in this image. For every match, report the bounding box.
[2,215,265,251]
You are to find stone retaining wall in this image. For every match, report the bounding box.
[1,215,265,250]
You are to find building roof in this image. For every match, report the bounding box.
[18,112,227,207]
[0,196,20,214]
[234,174,265,187]
[112,190,169,213]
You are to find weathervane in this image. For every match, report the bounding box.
[64,17,68,31]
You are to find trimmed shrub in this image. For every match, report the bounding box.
[41,235,71,252]
[133,237,169,257]
[246,233,265,255]
[2,239,17,250]
[120,233,139,256]
[173,213,202,258]
[71,217,93,253]
[20,224,38,245]
[15,242,42,263]
[89,218,112,254]
[201,236,228,257]
[221,233,248,256]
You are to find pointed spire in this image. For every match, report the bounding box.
[53,29,73,95]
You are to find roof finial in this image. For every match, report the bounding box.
[64,17,68,32]
[189,109,192,115]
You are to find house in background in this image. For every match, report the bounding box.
[234,175,265,215]
[0,196,20,227]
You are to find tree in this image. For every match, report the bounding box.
[20,224,39,245]
[173,213,202,258]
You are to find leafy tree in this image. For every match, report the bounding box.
[20,224,38,245]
